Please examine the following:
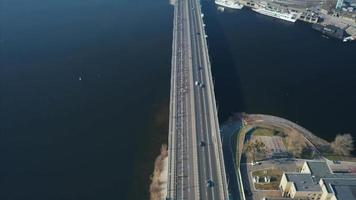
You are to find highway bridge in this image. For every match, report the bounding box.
[166,0,229,199]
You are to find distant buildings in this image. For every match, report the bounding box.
[279,161,356,199]
[335,0,356,12]
[336,0,345,9]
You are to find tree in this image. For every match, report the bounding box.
[254,139,266,153]
[331,134,354,156]
[287,131,306,158]
[244,139,266,161]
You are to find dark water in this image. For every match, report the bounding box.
[1,0,172,199]
[202,3,356,142]
[1,0,356,199]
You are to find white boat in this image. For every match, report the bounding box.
[252,2,298,22]
[343,36,355,42]
[215,0,244,9]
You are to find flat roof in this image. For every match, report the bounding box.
[333,185,356,199]
[285,173,321,192]
[284,161,356,197]
[306,161,332,181]
[323,178,356,199]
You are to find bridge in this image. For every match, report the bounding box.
[166,0,229,199]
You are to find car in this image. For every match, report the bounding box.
[198,66,202,70]
[195,81,199,86]
[333,160,341,164]
[206,180,214,188]
[251,161,261,166]
[197,32,201,35]
[199,83,205,88]
[199,141,205,147]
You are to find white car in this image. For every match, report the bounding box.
[252,161,261,166]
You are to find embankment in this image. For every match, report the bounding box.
[149,144,168,200]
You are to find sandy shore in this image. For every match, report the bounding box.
[149,144,168,200]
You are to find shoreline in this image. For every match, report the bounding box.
[215,0,356,41]
[149,144,168,200]
[242,113,330,150]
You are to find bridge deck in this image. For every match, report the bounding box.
[167,0,228,199]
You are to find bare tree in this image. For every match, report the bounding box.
[254,139,267,153]
[331,134,354,156]
[244,139,266,161]
[287,131,306,158]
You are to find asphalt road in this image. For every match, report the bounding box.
[167,0,228,199]
[220,118,246,200]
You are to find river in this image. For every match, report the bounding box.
[1,0,355,199]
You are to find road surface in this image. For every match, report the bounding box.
[166,0,229,199]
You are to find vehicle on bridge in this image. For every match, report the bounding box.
[200,141,206,147]
[206,179,215,188]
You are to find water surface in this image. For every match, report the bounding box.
[203,3,356,141]
[1,0,172,199]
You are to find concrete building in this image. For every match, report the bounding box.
[279,161,356,200]
[336,0,345,9]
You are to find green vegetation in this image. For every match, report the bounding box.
[251,127,285,137]
[252,128,275,136]
[301,148,315,159]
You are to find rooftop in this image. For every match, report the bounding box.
[284,161,356,194]
[306,161,332,181]
[323,178,356,199]
[285,173,321,192]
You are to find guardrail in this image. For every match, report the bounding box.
[167,0,179,197]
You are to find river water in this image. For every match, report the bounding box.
[0,0,355,199]
[202,3,356,140]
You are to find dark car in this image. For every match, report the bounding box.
[206,180,214,188]
[200,141,205,147]
[333,160,341,164]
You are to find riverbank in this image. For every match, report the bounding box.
[241,113,356,162]
[149,144,168,200]
[231,0,356,41]
[233,113,356,199]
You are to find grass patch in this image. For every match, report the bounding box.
[251,128,275,136]
[250,127,287,137]
[255,182,280,190]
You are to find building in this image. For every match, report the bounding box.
[279,161,356,200]
[336,0,345,9]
